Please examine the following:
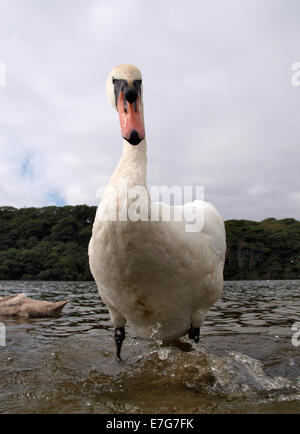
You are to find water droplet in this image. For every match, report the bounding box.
[158,348,171,360]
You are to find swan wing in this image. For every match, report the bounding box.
[153,199,226,263]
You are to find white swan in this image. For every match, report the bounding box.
[89,64,226,358]
[0,293,69,318]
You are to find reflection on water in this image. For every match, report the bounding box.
[0,280,299,413]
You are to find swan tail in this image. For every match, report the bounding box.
[50,299,69,315]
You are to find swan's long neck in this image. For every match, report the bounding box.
[110,138,147,188]
[101,138,150,223]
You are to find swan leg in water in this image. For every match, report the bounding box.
[188,327,200,343]
[114,327,125,359]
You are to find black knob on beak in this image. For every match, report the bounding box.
[124,86,138,103]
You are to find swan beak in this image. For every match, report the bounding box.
[117,90,145,146]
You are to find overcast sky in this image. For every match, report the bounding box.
[0,0,299,221]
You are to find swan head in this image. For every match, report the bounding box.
[106,64,145,146]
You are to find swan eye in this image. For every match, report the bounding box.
[133,80,142,89]
[112,78,128,106]
[112,78,127,86]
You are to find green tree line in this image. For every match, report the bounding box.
[0,205,299,281]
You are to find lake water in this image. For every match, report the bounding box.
[0,280,299,414]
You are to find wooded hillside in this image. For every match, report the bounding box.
[0,206,299,281]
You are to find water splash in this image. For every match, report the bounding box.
[129,344,300,400]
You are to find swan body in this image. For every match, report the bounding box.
[89,65,226,355]
[0,293,69,318]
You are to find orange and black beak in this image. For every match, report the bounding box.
[113,79,145,146]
